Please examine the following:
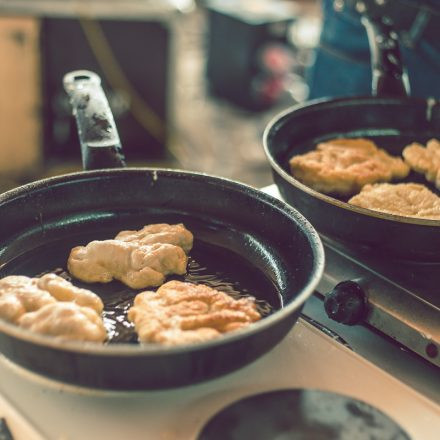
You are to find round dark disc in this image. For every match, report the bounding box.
[197,389,411,440]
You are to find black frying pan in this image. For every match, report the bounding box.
[263,18,440,262]
[0,72,324,390]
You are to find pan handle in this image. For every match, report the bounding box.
[361,17,410,98]
[63,70,126,170]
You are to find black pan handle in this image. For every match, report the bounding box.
[63,70,126,170]
[361,17,410,97]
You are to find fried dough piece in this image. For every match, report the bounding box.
[68,240,188,289]
[115,223,193,253]
[0,276,56,323]
[36,273,103,313]
[403,139,440,188]
[289,138,410,196]
[0,274,103,324]
[348,182,440,219]
[128,280,261,345]
[18,302,107,342]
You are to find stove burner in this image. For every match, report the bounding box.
[197,389,410,440]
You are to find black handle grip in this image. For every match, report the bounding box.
[361,17,410,97]
[324,280,367,325]
[63,70,126,170]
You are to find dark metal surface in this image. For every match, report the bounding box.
[264,96,440,261]
[0,169,324,390]
[197,389,410,440]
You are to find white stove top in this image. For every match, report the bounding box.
[0,318,439,440]
[1,184,439,439]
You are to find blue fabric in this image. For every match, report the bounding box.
[307,0,440,99]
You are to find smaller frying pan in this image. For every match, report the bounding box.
[263,17,440,261]
[0,71,324,390]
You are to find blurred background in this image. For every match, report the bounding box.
[0,0,321,192]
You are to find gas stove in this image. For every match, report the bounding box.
[317,236,439,367]
[264,184,440,369]
[0,316,439,440]
[0,185,439,440]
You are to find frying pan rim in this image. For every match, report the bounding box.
[263,95,440,226]
[0,167,325,356]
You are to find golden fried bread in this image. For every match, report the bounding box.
[68,240,188,289]
[289,138,410,196]
[18,302,107,342]
[403,139,440,188]
[348,182,440,219]
[36,273,103,313]
[128,280,261,345]
[0,275,56,323]
[0,274,103,324]
[0,274,106,342]
[115,223,193,253]
[69,223,193,289]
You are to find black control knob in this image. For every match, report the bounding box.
[324,281,367,325]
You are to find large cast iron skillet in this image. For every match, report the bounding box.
[0,72,324,390]
[264,18,440,261]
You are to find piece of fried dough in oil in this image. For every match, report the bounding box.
[68,240,188,289]
[289,138,409,196]
[19,302,107,342]
[348,182,440,220]
[403,139,440,189]
[128,280,262,346]
[0,274,103,324]
[115,223,193,253]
